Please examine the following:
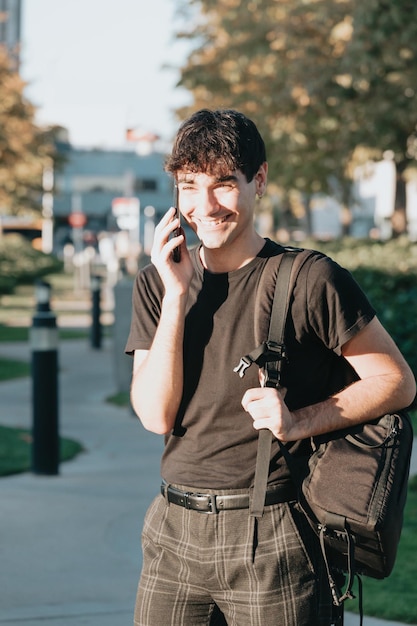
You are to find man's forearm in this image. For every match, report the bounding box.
[290,370,413,442]
[131,293,188,434]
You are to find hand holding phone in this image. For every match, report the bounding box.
[172,184,181,263]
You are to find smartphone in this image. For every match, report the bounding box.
[172,183,181,263]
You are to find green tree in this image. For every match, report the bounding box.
[173,0,417,232]
[0,47,57,217]
[339,0,417,224]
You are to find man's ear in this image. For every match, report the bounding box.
[255,162,268,197]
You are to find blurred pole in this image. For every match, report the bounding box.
[30,280,59,475]
[91,274,102,349]
[41,159,54,254]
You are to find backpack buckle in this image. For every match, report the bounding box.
[233,341,287,379]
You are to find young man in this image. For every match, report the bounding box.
[125,109,415,626]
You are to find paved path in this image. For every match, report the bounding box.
[0,338,415,625]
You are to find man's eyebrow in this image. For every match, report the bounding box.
[217,174,238,183]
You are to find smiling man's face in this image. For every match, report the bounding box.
[177,164,267,253]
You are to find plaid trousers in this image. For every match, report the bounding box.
[134,488,337,626]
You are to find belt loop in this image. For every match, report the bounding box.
[161,480,170,505]
[209,494,218,514]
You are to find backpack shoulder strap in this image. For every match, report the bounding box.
[249,245,319,518]
[253,245,320,346]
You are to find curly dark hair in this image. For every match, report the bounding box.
[165,109,266,183]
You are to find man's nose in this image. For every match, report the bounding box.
[196,189,219,215]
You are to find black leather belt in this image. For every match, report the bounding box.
[161,482,296,514]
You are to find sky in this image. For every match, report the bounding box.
[20,0,192,149]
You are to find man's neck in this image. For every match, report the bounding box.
[199,233,265,273]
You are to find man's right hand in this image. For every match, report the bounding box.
[151,208,193,296]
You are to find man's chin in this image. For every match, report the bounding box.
[197,228,233,250]
[198,237,224,250]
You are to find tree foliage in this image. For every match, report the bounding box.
[342,0,417,171]
[0,47,57,216]
[173,0,417,208]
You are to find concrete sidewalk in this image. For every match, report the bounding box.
[1,338,162,625]
[0,338,415,626]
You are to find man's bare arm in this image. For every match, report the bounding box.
[130,208,193,434]
[242,317,416,441]
[130,292,188,434]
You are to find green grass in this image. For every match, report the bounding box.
[0,325,28,341]
[0,356,30,380]
[0,324,88,381]
[0,324,88,343]
[106,390,130,407]
[0,424,84,476]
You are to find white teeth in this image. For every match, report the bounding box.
[200,216,228,225]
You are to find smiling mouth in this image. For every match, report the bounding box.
[198,216,230,227]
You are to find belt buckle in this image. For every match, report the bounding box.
[190,492,218,514]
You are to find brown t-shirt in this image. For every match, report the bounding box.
[125,240,376,489]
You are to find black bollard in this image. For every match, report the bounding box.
[90,275,102,349]
[30,280,59,475]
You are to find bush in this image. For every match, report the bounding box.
[0,234,63,294]
[0,273,16,294]
[352,269,417,375]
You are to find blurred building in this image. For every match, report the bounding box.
[0,0,21,66]
[52,138,198,257]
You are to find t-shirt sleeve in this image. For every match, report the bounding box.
[300,253,376,355]
[124,264,164,355]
